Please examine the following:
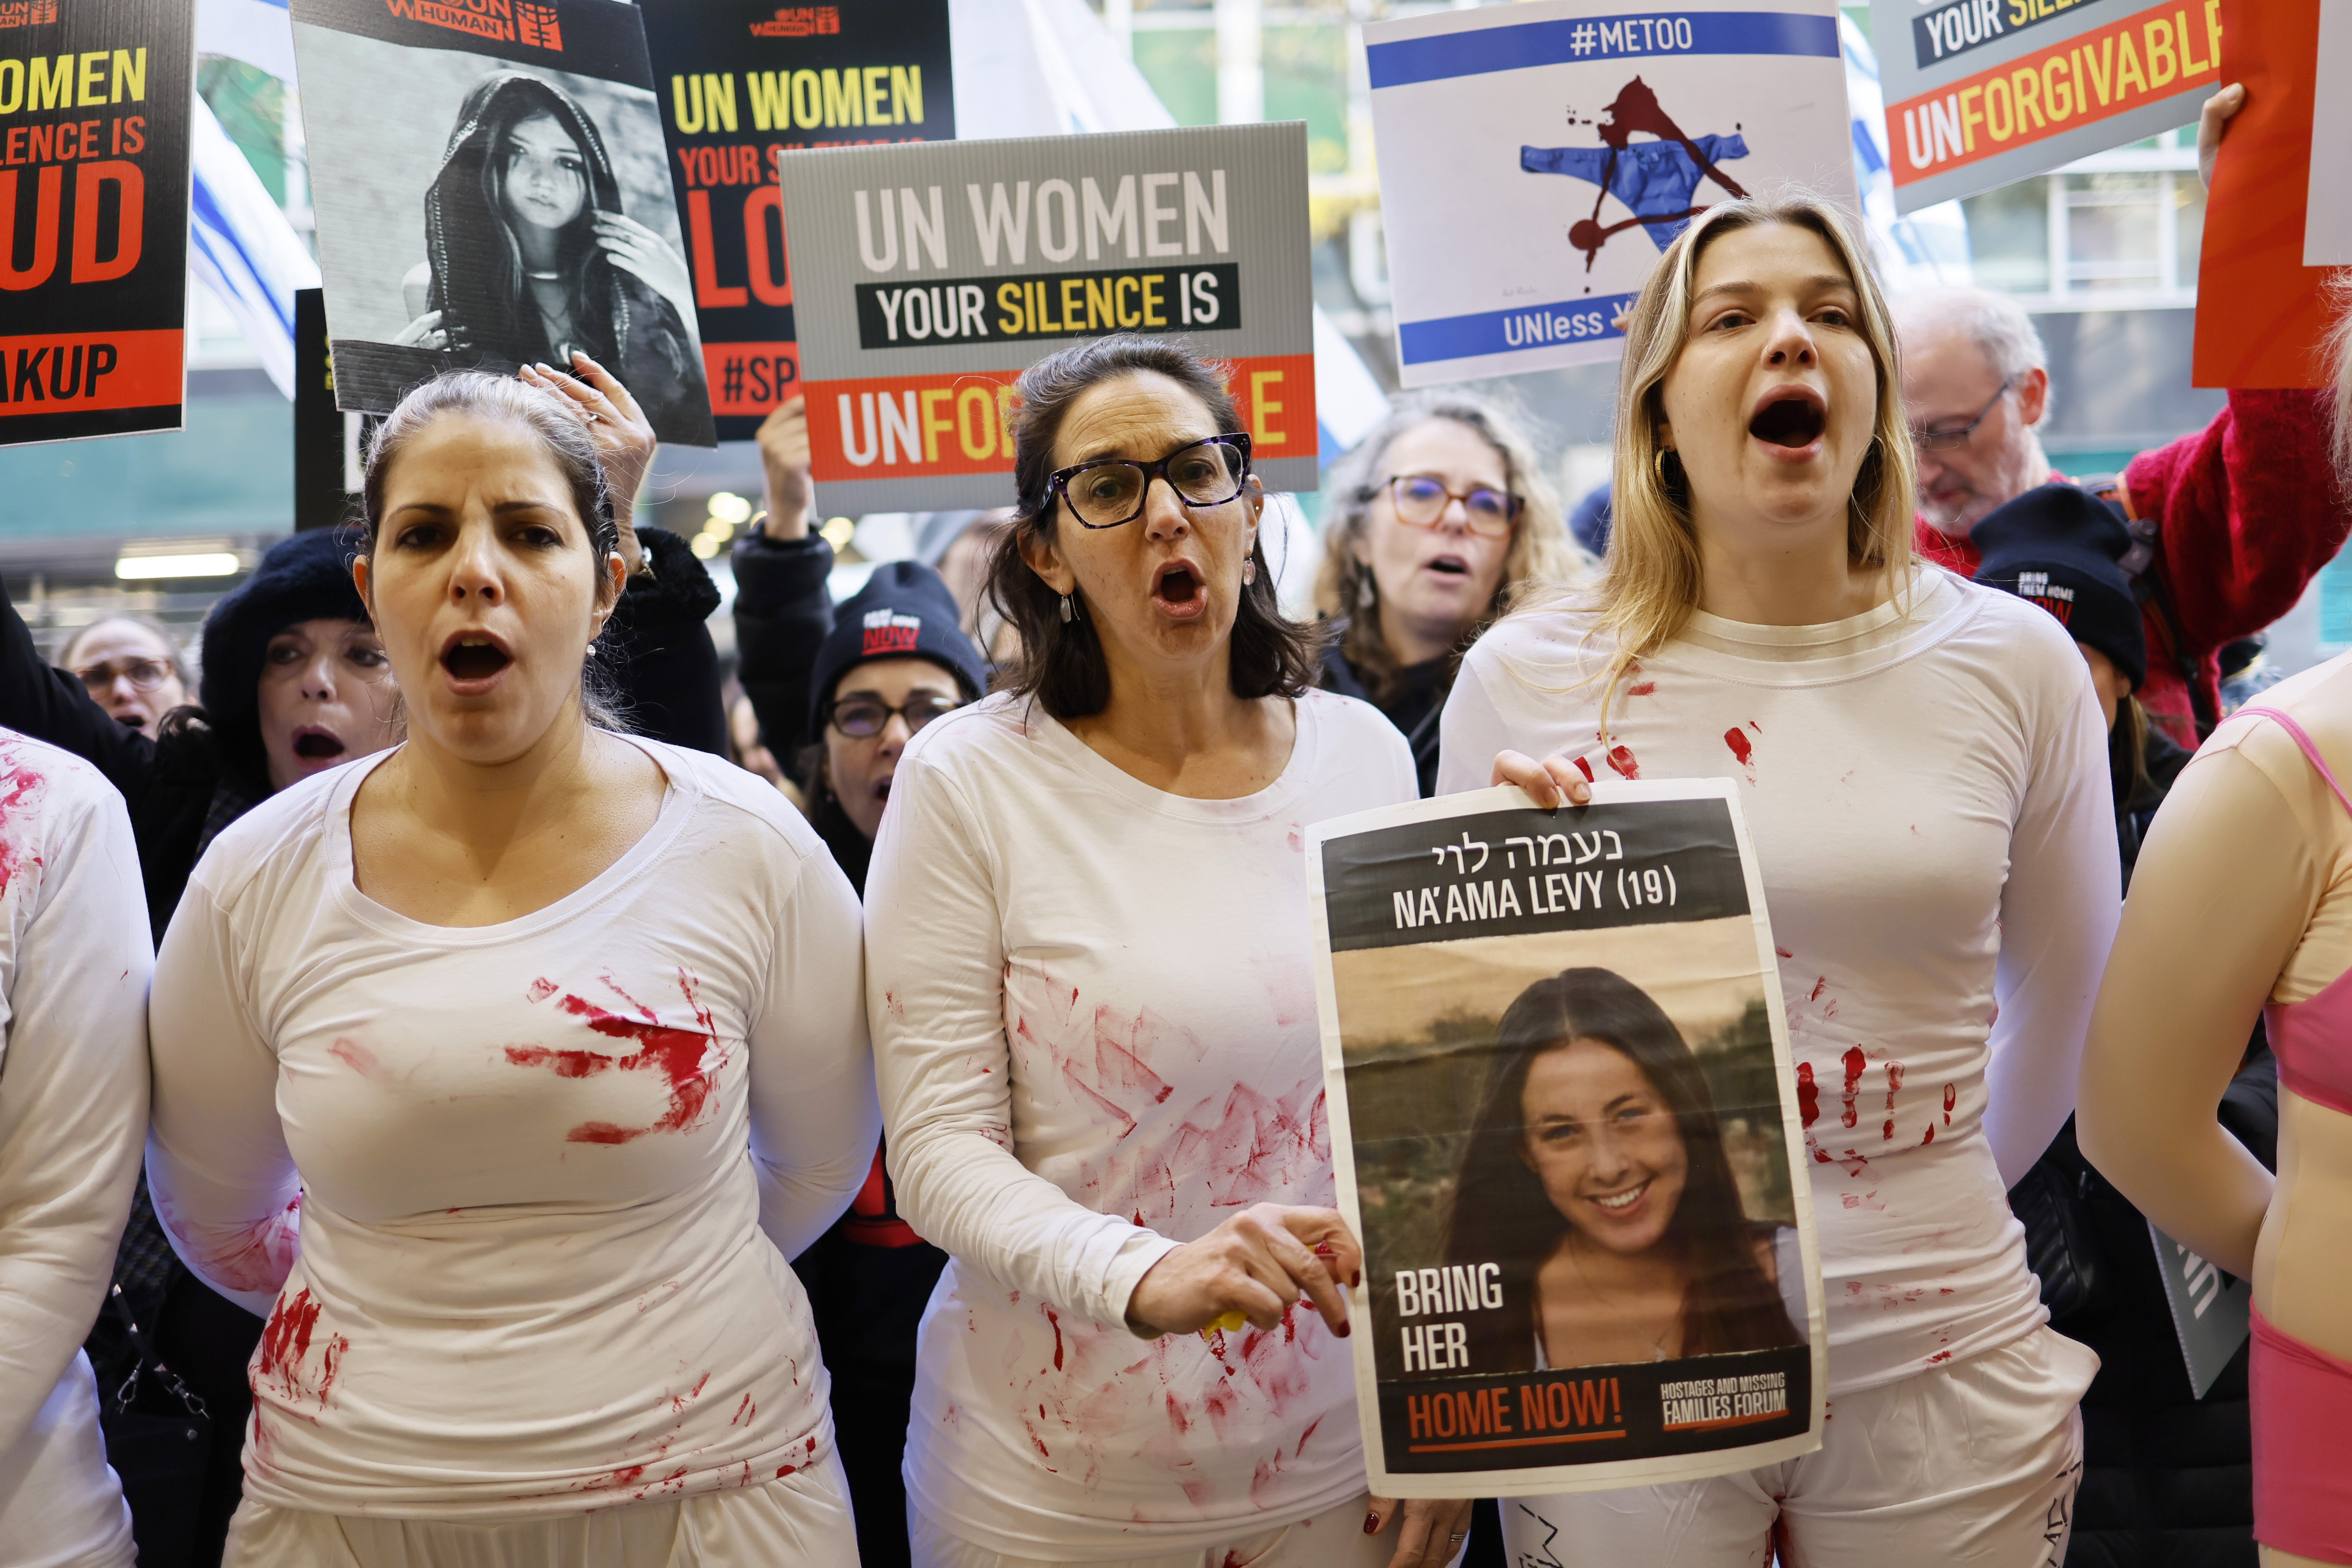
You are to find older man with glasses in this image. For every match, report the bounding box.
[1895,280,2342,748]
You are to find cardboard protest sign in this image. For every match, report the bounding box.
[2308,0,2352,265]
[775,122,1316,512]
[2192,0,2329,388]
[2149,1221,2251,1399]
[1875,0,2225,213]
[0,0,192,446]
[1362,0,1852,388]
[1309,782,1826,1497]
[292,0,716,444]
[639,0,953,441]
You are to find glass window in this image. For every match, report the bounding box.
[2175,174,2208,290]
[2067,172,2163,291]
[1961,178,2050,294]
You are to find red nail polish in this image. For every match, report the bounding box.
[1364,1511,1381,1535]
[1337,1319,1350,1338]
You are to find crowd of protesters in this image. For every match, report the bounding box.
[3,81,2351,1568]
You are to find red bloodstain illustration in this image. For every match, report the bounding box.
[1047,1307,1065,1371]
[526,977,557,1003]
[1723,727,1755,780]
[1839,1047,1866,1130]
[730,1394,755,1427]
[1921,1124,1936,1145]
[1626,681,1657,697]
[1880,1062,1905,1141]
[1809,977,1827,1002]
[505,971,724,1144]
[1943,1083,1957,1124]
[0,762,44,897]
[1796,1062,1818,1128]
[1572,757,1595,782]
[1604,743,1641,779]
[1775,946,1793,959]
[1927,1351,1952,1364]
[255,1287,348,1410]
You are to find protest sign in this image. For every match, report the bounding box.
[2192,0,2328,388]
[2304,0,2350,264]
[639,0,953,441]
[2149,1221,2251,1399]
[0,0,192,446]
[1875,0,2225,213]
[1309,781,1826,1497]
[1363,0,1853,388]
[291,0,716,444]
[775,122,1316,512]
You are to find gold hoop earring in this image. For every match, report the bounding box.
[1654,447,1678,489]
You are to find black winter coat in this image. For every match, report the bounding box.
[1316,626,1452,798]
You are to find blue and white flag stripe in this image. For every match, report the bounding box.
[189,92,319,397]
[1368,11,1838,91]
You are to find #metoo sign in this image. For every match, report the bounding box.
[775,122,1317,512]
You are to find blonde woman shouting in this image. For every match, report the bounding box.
[1439,196,2118,1564]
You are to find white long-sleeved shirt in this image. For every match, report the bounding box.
[866,688,1416,1557]
[0,732,149,1562]
[146,737,876,1520]
[1438,569,2118,1396]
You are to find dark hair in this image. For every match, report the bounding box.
[360,370,628,728]
[983,336,1323,719]
[1442,968,1800,1370]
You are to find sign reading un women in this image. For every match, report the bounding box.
[1365,0,1854,386]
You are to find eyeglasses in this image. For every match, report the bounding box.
[74,658,175,694]
[1374,474,1523,538]
[1044,434,1253,530]
[1910,377,2014,451]
[826,693,964,739]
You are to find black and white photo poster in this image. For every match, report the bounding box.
[1308,781,1827,1496]
[292,0,715,444]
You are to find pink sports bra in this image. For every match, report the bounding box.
[2240,707,2352,1119]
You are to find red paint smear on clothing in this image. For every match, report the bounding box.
[1723,727,1755,779]
[1626,681,1657,697]
[1775,947,1793,960]
[1927,1351,1951,1364]
[1921,1124,1935,1145]
[1943,1083,1957,1123]
[1839,1047,1866,1130]
[327,1038,394,1083]
[255,1287,348,1411]
[0,764,43,897]
[526,977,558,1003]
[505,972,723,1144]
[1605,744,1641,780]
[1809,977,1827,1002]
[1796,1062,1819,1129]
[1047,1307,1065,1370]
[1572,757,1595,783]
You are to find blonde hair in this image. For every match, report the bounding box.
[1314,389,1585,699]
[2327,271,2352,500]
[1544,192,1916,737]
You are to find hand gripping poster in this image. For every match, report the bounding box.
[638,0,954,441]
[1307,781,1826,1496]
[1364,0,1854,388]
[0,0,194,446]
[292,0,717,445]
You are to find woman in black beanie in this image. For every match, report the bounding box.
[1973,482,2277,1568]
[0,358,727,1568]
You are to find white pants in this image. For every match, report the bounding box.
[1502,1327,2097,1568]
[221,1449,859,1567]
[909,1491,1470,1568]
[0,1352,134,1568]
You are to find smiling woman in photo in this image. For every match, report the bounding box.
[1441,966,1802,1374]
[397,73,707,437]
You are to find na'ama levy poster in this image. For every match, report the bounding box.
[1308,781,1827,1497]
[292,0,717,444]
[1364,0,1854,387]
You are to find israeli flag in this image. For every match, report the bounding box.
[1840,13,1971,294]
[189,91,320,398]
[195,0,295,82]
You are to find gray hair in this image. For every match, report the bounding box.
[1896,286,2053,419]
[59,614,191,684]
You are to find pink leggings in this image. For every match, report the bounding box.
[2251,1307,2352,1563]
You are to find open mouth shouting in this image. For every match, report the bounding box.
[439,629,515,694]
[1747,385,1829,458]
[291,724,347,762]
[1423,551,1471,580]
[1150,559,1207,623]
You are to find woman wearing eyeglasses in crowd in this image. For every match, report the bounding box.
[1441,196,2117,1564]
[0,358,728,1568]
[865,336,1470,1568]
[1314,390,1582,795]
[60,616,191,733]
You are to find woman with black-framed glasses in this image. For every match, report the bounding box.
[863,336,1462,1568]
[1314,389,1585,795]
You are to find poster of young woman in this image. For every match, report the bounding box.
[291,0,716,445]
[637,0,954,441]
[1306,780,1827,1496]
